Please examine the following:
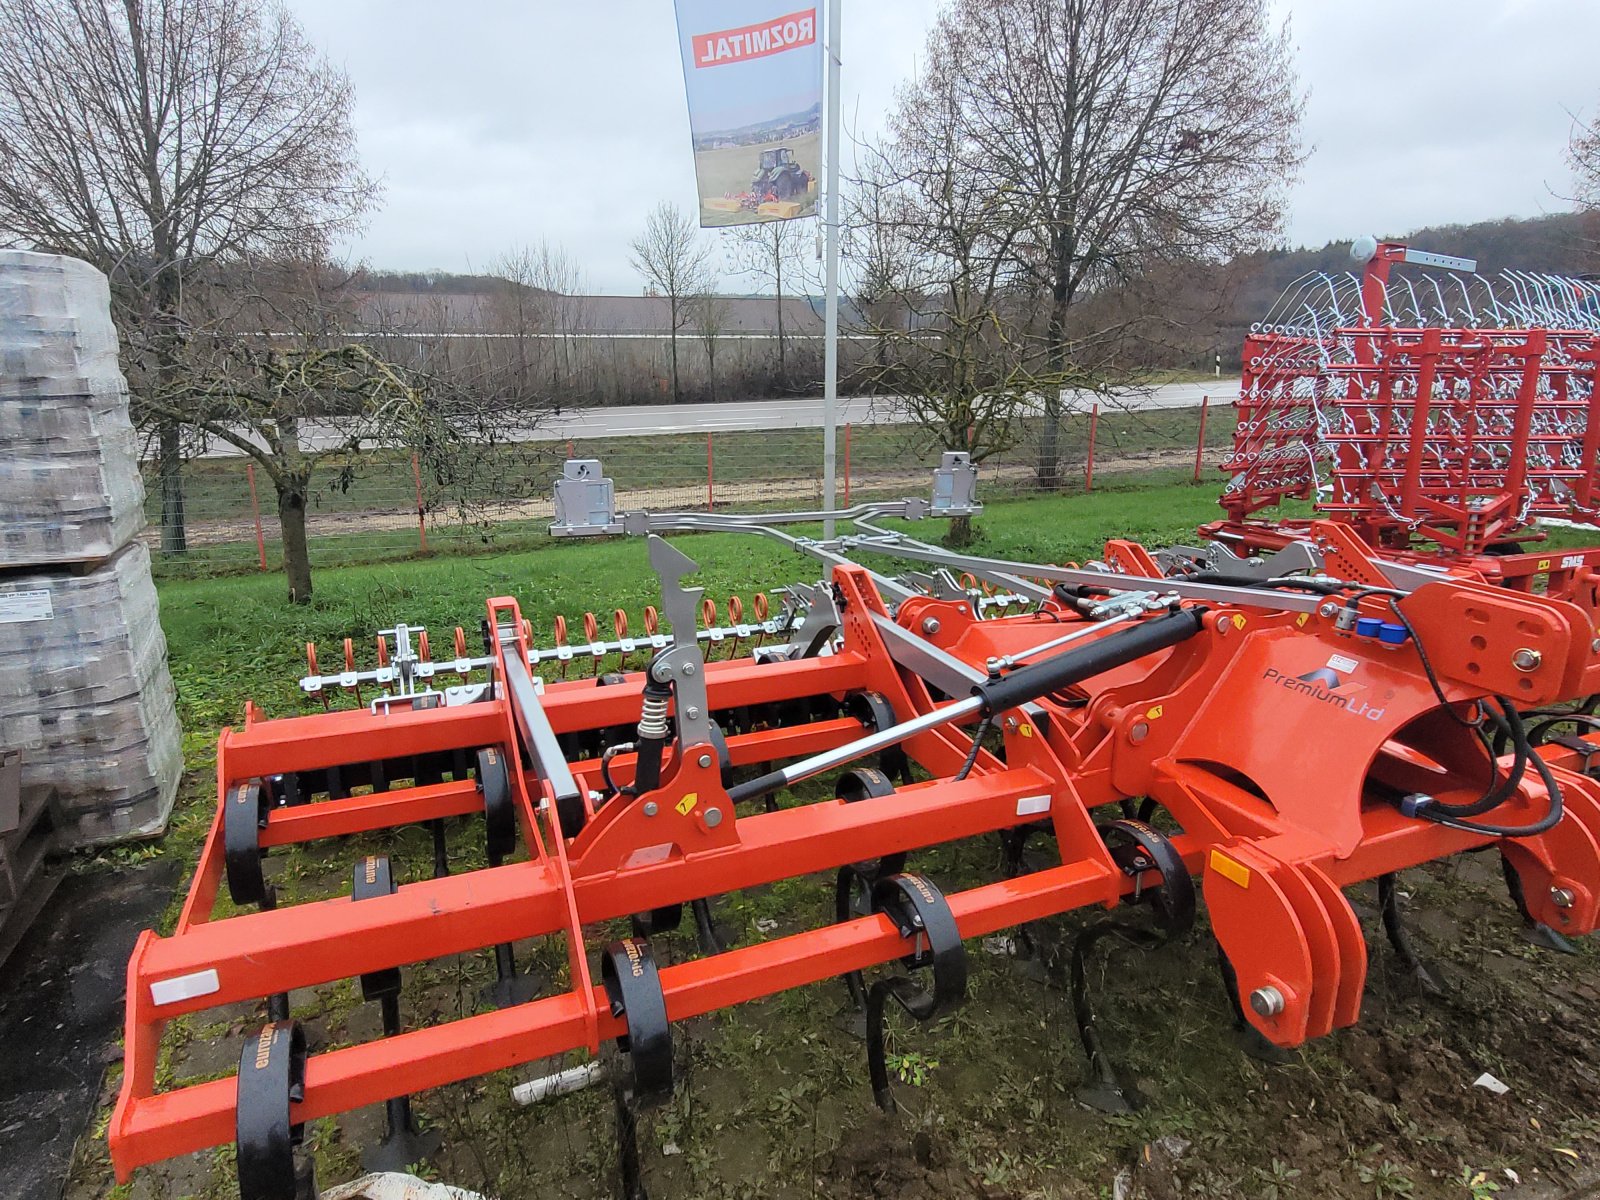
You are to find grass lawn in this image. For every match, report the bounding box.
[155,479,1236,741]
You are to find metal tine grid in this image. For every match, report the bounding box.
[1224,261,1600,556]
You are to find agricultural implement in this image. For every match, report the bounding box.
[111,456,1600,1199]
[1207,239,1600,600]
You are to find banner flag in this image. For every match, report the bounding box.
[672,2,822,227]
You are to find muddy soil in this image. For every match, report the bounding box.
[60,820,1600,1200]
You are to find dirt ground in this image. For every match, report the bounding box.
[62,806,1600,1200]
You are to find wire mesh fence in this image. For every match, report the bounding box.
[141,394,1236,578]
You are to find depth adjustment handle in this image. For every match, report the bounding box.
[973,608,1208,716]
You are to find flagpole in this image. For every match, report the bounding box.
[821,0,841,539]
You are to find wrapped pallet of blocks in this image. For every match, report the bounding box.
[0,250,181,896]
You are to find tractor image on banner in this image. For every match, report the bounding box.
[673,2,822,227]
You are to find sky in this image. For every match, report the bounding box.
[284,0,1600,293]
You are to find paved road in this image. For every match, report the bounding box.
[196,378,1241,458]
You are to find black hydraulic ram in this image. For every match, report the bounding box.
[726,607,1207,805]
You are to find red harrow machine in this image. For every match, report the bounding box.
[111,448,1600,1199]
[1209,238,1600,600]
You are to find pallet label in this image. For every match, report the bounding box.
[0,589,52,624]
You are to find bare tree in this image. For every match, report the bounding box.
[729,220,811,386]
[1572,109,1600,212]
[849,135,1077,547]
[630,202,710,403]
[136,253,522,603]
[889,0,1305,488]
[0,0,376,550]
[491,241,588,409]
[692,278,732,402]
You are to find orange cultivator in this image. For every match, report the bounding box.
[112,473,1600,1199]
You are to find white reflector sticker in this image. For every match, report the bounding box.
[150,968,220,1006]
[1016,794,1051,817]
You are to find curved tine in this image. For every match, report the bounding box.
[1451,274,1478,326]
[1542,272,1583,326]
[1504,271,1538,324]
[1472,274,1506,326]
[1397,276,1424,326]
[1264,272,1323,328]
[1521,271,1557,326]
[1422,274,1450,326]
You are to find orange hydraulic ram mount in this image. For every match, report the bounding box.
[113,517,1600,1199]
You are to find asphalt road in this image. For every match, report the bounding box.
[197,378,1241,458]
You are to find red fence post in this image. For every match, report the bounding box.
[707,432,715,511]
[1085,403,1099,492]
[1194,394,1210,483]
[843,423,852,507]
[246,462,267,572]
[412,452,429,554]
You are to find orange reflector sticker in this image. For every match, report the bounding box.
[1209,850,1251,889]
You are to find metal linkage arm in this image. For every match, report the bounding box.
[726,608,1207,805]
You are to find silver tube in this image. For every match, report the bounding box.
[772,693,986,790]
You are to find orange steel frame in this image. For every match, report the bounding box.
[112,541,1600,1181]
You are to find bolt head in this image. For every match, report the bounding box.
[685,706,701,720]
[1591,638,1599,654]
[1551,886,1576,909]
[643,801,659,817]
[1318,601,1339,619]
[697,754,712,769]
[681,663,697,677]
[1512,647,1542,673]
[921,617,941,635]
[1249,986,1285,1018]
[704,807,724,828]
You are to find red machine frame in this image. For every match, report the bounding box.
[113,524,1600,1194]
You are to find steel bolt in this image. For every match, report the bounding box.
[681,663,697,677]
[643,801,659,817]
[1591,638,1600,654]
[1249,986,1285,1018]
[921,617,941,635]
[1317,601,1339,619]
[685,706,701,720]
[1512,648,1542,673]
[1551,886,1576,909]
[1129,722,1150,744]
[704,807,724,828]
[697,754,712,769]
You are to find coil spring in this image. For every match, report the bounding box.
[638,692,671,740]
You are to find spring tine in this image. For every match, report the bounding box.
[454,626,469,668]
[701,598,723,658]
[727,595,745,655]
[583,612,602,675]
[553,615,570,678]
[613,608,633,667]
[752,593,770,648]
[643,605,660,636]
[418,630,432,662]
[344,637,356,675]
[306,641,319,678]
[375,635,393,694]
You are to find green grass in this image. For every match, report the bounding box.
[145,403,1239,576]
[156,480,1230,739]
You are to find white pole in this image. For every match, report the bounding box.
[821,0,842,539]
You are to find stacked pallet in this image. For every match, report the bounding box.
[0,250,181,949]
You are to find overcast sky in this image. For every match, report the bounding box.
[285,0,1600,293]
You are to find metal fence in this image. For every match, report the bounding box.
[141,395,1235,577]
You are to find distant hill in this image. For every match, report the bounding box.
[1205,211,1600,365]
